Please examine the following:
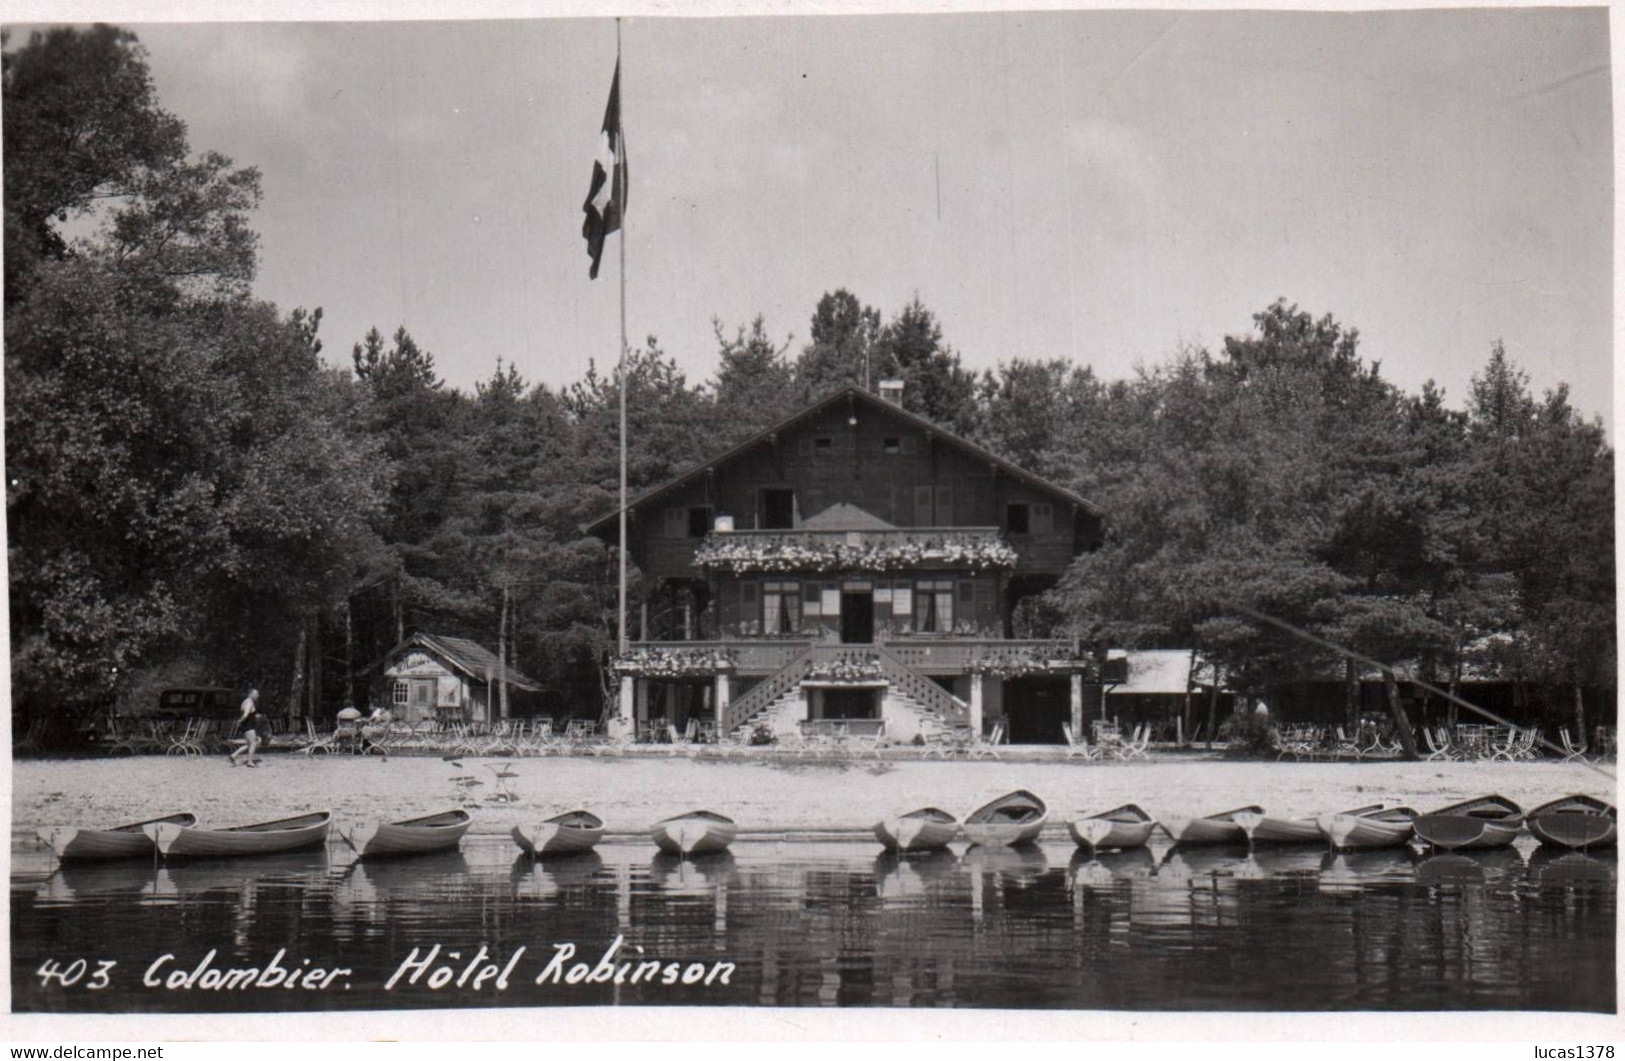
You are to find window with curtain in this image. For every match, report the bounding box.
[917,579,954,633]
[763,580,802,634]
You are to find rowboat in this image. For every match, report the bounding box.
[961,790,1048,847]
[649,810,737,856]
[38,811,196,862]
[1412,795,1525,851]
[1317,807,1419,850]
[1526,794,1617,850]
[144,811,331,859]
[1235,804,1385,844]
[873,807,959,853]
[1161,805,1263,845]
[512,810,606,858]
[1068,803,1156,852]
[336,809,471,860]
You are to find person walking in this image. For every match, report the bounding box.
[229,688,263,767]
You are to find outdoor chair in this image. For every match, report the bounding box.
[919,730,960,760]
[855,721,888,759]
[1560,728,1590,764]
[1512,726,1541,761]
[1330,726,1362,761]
[966,721,1003,761]
[1422,727,1457,762]
[1061,722,1099,761]
[666,722,694,756]
[1118,723,1152,762]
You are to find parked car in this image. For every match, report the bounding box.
[147,687,243,722]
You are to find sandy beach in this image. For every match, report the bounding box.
[11,749,1614,843]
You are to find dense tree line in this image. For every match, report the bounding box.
[5,26,1613,746]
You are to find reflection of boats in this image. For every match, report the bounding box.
[513,811,605,858]
[1236,804,1384,845]
[961,790,1048,847]
[1068,804,1156,852]
[1161,806,1262,845]
[1317,847,1420,892]
[510,851,604,897]
[355,850,473,894]
[1416,846,1523,886]
[1317,807,1418,850]
[874,807,959,853]
[144,850,330,900]
[1156,844,1255,880]
[1526,795,1616,850]
[1413,795,1525,851]
[648,851,737,893]
[337,809,471,860]
[38,862,159,904]
[1529,847,1617,887]
[146,811,331,859]
[1067,846,1156,890]
[39,812,196,862]
[1245,845,1328,877]
[649,810,737,856]
[872,849,959,900]
[959,842,1050,878]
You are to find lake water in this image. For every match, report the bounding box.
[11,836,1615,1012]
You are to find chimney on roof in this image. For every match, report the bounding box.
[878,379,904,406]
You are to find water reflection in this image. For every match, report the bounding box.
[11,838,1615,1013]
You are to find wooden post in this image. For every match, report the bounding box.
[1206,681,1219,750]
[969,672,985,738]
[716,671,731,732]
[618,675,634,732]
[1070,673,1084,739]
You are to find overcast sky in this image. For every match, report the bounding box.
[10,6,1614,424]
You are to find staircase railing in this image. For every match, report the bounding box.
[721,643,819,735]
[874,644,971,730]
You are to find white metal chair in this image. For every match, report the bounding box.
[1061,722,1099,761]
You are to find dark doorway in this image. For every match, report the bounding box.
[818,688,879,720]
[762,488,795,529]
[841,591,874,643]
[1004,676,1070,744]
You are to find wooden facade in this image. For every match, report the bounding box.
[589,386,1105,742]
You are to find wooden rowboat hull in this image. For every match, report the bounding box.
[1414,795,1525,850]
[146,812,331,859]
[962,790,1048,848]
[1069,804,1156,851]
[1412,816,1523,850]
[1163,806,1263,846]
[1317,814,1415,849]
[40,812,197,862]
[1527,795,1617,850]
[650,811,737,856]
[1528,814,1617,849]
[513,811,605,857]
[338,810,471,859]
[874,808,959,852]
[1244,804,1386,845]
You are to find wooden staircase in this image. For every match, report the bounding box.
[722,643,972,739]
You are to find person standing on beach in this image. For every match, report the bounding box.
[229,688,262,767]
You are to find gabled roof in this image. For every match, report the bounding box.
[800,502,896,531]
[368,632,543,691]
[586,386,1101,538]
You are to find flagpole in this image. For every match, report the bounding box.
[616,16,629,665]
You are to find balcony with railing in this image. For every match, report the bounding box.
[691,526,1018,575]
[619,636,1085,678]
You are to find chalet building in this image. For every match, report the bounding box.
[588,384,1106,744]
[365,632,541,725]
